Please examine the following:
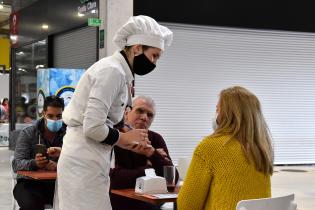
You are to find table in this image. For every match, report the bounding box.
[17,170,57,180]
[111,188,179,210]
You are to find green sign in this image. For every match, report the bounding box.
[88,18,102,27]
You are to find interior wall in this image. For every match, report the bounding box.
[0,74,9,100]
[0,38,10,70]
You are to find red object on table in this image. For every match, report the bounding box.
[17,170,57,180]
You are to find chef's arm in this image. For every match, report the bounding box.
[83,68,123,145]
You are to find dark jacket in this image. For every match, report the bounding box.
[12,118,66,179]
[110,130,178,210]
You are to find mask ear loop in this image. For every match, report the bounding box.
[134,45,143,57]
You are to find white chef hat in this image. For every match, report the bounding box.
[113,15,173,51]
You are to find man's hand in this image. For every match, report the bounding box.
[117,129,150,150]
[35,153,49,169]
[45,160,57,171]
[47,147,62,158]
[131,143,155,158]
[156,148,170,161]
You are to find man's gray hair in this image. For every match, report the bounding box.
[132,95,156,114]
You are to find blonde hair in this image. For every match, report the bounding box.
[212,86,273,175]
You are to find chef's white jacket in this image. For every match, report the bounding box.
[54,51,134,210]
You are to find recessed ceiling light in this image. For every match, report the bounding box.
[78,12,84,17]
[37,40,46,45]
[42,24,49,29]
[18,68,27,72]
[36,64,44,69]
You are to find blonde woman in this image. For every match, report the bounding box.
[178,86,273,210]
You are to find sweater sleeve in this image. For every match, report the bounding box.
[177,144,213,210]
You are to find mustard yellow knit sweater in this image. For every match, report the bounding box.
[177,135,271,210]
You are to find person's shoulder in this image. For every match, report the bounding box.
[20,120,40,135]
[89,59,125,84]
[16,125,37,144]
[198,134,230,147]
[21,124,36,132]
[148,130,166,143]
[194,134,231,160]
[148,130,163,138]
[91,55,124,72]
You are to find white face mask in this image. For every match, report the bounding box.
[212,113,218,131]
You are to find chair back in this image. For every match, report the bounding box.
[236,194,297,210]
[177,157,191,180]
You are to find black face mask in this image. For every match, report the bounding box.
[133,53,156,76]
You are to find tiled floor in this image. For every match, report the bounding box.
[0,148,14,210]
[272,166,315,210]
[0,147,314,210]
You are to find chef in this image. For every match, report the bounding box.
[54,15,173,210]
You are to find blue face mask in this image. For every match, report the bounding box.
[46,119,63,132]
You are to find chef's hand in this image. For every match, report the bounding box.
[35,153,49,169]
[117,129,150,150]
[47,147,62,158]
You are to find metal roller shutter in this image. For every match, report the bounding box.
[53,26,97,69]
[136,23,315,164]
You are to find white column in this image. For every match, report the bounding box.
[99,0,133,59]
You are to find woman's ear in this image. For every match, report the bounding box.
[132,44,143,56]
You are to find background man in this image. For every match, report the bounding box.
[12,96,66,210]
[110,95,178,210]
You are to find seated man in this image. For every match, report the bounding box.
[110,95,178,210]
[12,96,66,210]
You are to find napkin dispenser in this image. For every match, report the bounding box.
[135,169,167,194]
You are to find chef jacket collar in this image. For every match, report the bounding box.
[112,51,134,84]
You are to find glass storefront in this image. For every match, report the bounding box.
[9,0,99,133]
[13,39,47,125]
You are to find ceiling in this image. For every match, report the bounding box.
[15,0,98,47]
[0,0,12,38]
[134,0,315,34]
